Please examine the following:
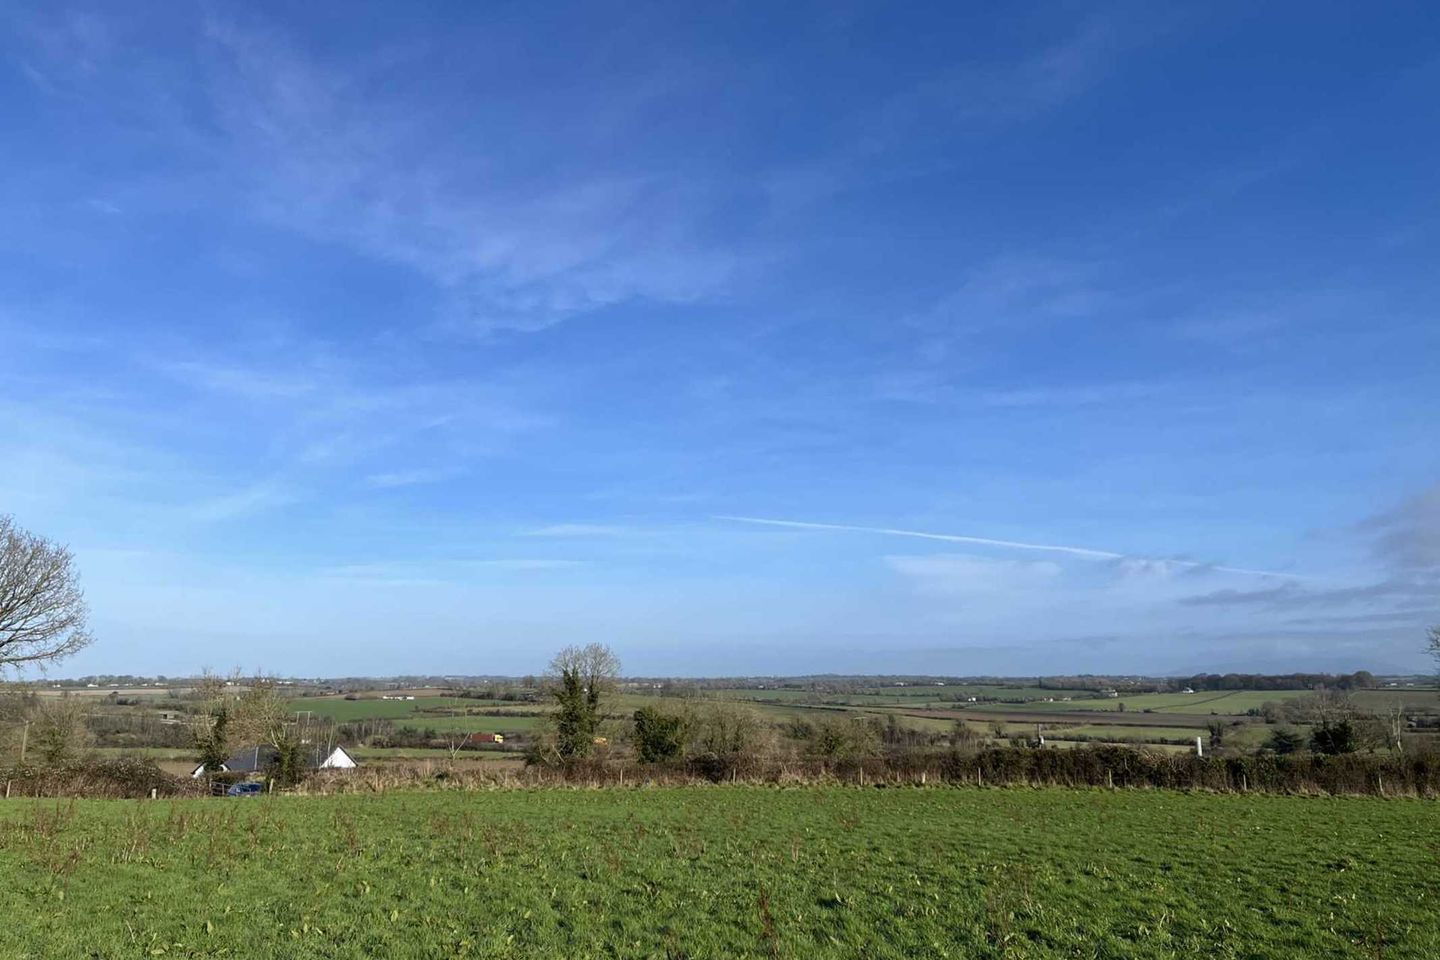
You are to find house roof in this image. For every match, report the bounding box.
[198,744,354,774]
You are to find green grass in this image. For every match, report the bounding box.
[1,788,1436,958]
[406,714,543,734]
[1352,688,1440,711]
[713,685,1099,705]
[989,690,1310,716]
[285,696,485,722]
[1044,725,1207,743]
[285,696,543,734]
[348,747,519,763]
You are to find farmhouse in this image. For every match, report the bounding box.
[190,744,359,778]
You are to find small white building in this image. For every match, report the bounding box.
[191,744,359,778]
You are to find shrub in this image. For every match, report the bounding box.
[1265,728,1305,754]
[633,706,688,763]
[1311,720,1358,755]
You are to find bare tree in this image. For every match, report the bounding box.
[544,643,621,760]
[1429,625,1440,679]
[0,515,93,671]
[224,677,307,785]
[28,695,91,765]
[440,729,470,765]
[0,684,37,760]
[1381,701,1408,755]
[189,670,235,774]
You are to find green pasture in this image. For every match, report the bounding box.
[1043,724,1206,743]
[284,696,543,734]
[990,690,1310,715]
[285,696,477,722]
[349,747,516,762]
[2,788,1437,958]
[714,685,1099,705]
[408,714,543,734]
[1352,688,1440,711]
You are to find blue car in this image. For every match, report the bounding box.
[225,781,264,797]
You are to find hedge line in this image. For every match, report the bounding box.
[5,747,1438,799]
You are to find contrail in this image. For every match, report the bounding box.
[713,515,1301,579]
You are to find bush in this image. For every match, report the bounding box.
[1311,720,1358,755]
[0,757,195,799]
[1265,728,1305,754]
[633,707,688,763]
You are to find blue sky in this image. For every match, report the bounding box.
[2,2,1437,677]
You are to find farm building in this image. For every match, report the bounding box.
[465,732,505,745]
[190,744,358,778]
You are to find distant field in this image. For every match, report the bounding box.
[412,714,543,733]
[36,686,177,698]
[286,695,479,722]
[285,695,542,734]
[987,690,1310,715]
[1353,688,1440,711]
[1,789,1435,958]
[349,746,513,760]
[1045,724,1207,743]
[714,685,1100,706]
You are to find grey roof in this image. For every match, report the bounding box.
[198,744,353,774]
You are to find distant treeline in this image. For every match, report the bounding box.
[1173,672,1377,692]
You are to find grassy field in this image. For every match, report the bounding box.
[285,696,543,735]
[286,696,481,722]
[1043,724,1207,743]
[409,714,543,734]
[712,685,1098,706]
[1,788,1436,958]
[1352,688,1440,711]
[983,690,1310,716]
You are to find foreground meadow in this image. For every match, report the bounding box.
[0,787,1436,959]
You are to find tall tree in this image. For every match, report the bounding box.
[546,643,620,759]
[29,696,91,765]
[0,516,93,671]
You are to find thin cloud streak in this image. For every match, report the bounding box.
[715,515,1301,579]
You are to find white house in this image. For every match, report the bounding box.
[190,744,359,778]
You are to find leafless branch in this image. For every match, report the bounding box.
[0,515,93,672]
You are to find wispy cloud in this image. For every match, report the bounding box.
[318,558,585,584]
[364,469,455,489]
[866,16,1136,144]
[980,381,1162,409]
[716,515,1299,578]
[522,523,636,538]
[197,13,747,336]
[884,553,1062,596]
[1360,483,1440,570]
[155,358,320,400]
[185,480,296,523]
